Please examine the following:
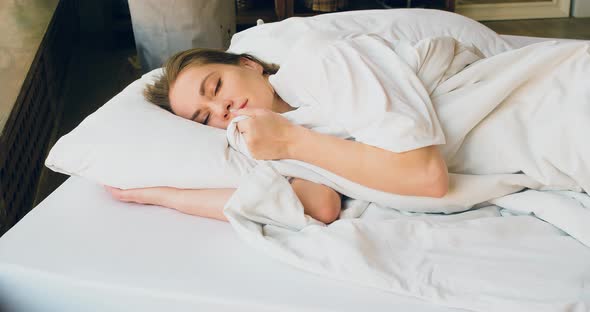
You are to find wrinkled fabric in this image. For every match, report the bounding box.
[225,37,590,311]
[269,34,453,153]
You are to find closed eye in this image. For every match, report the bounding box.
[214,78,222,95]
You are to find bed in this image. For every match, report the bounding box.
[0,35,586,312]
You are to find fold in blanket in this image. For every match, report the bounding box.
[225,37,590,311]
[225,163,590,312]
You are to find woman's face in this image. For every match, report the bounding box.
[169,58,276,130]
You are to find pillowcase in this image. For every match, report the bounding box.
[45,69,256,189]
[46,9,512,190]
[228,8,513,65]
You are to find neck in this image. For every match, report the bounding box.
[273,94,295,114]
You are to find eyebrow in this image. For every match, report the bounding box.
[192,71,215,121]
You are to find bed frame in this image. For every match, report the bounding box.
[0,0,76,236]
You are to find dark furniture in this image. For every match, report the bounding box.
[237,0,455,26]
[0,0,77,236]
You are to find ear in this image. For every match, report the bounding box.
[239,57,264,74]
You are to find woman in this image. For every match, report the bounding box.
[107,41,450,224]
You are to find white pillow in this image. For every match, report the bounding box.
[45,69,256,189]
[228,9,512,64]
[46,9,512,189]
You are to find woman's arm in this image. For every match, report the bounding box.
[287,126,448,198]
[106,186,232,221]
[235,109,449,198]
[290,178,341,223]
[106,178,341,224]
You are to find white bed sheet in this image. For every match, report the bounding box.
[0,35,582,312]
[0,176,463,312]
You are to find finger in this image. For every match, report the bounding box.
[106,187,129,201]
[104,185,122,197]
[106,186,143,203]
[104,185,120,193]
[235,118,252,133]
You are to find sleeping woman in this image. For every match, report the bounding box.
[106,36,451,224]
[106,34,590,224]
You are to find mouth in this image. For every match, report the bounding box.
[239,100,248,109]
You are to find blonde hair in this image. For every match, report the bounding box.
[144,48,279,111]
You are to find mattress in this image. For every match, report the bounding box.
[0,35,581,312]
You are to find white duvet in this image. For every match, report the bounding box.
[225,37,590,311]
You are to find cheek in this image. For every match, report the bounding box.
[230,71,273,109]
[250,78,274,108]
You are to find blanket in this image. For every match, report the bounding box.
[224,38,590,311]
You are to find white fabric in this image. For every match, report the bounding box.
[226,36,534,213]
[0,177,465,312]
[268,34,450,153]
[224,37,590,311]
[228,8,512,65]
[225,164,590,312]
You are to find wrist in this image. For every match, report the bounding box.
[286,124,312,159]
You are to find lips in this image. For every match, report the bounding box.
[239,100,248,109]
[230,100,248,114]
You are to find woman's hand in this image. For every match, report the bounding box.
[105,185,179,206]
[234,108,305,160]
[105,185,234,221]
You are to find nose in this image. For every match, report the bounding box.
[210,99,233,121]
